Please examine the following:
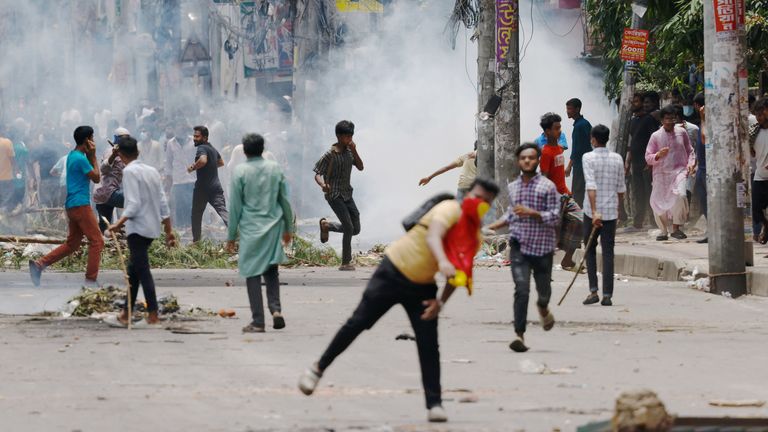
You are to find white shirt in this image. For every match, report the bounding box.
[138,139,165,173]
[122,161,171,239]
[755,129,768,181]
[164,136,196,185]
[582,147,626,220]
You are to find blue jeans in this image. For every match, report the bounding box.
[510,240,553,335]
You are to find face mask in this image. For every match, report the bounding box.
[683,105,694,117]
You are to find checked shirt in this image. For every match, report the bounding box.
[507,174,560,257]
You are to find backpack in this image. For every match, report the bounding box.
[401,193,456,231]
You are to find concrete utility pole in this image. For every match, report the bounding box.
[614,0,647,159]
[476,0,496,180]
[704,0,749,296]
[494,0,520,213]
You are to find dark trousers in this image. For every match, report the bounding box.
[126,234,158,313]
[326,196,361,264]
[172,183,194,228]
[96,189,125,232]
[510,240,553,336]
[753,180,768,234]
[191,185,229,242]
[317,257,441,409]
[246,265,281,327]
[583,217,617,297]
[572,164,586,208]
[695,171,707,217]
[630,164,654,228]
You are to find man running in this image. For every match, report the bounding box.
[188,125,228,243]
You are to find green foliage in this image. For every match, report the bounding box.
[587,0,768,99]
[285,236,341,267]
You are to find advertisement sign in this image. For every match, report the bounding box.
[241,1,294,78]
[336,0,384,13]
[714,0,745,33]
[496,0,518,63]
[619,28,649,62]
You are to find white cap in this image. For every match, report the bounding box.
[114,127,130,136]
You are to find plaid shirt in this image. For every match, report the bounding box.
[507,174,560,256]
[582,147,626,220]
[313,145,354,200]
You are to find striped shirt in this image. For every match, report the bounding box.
[507,174,560,256]
[313,144,355,200]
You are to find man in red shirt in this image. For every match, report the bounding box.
[539,112,582,270]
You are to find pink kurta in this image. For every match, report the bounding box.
[645,126,694,215]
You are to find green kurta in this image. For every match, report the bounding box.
[227,157,294,278]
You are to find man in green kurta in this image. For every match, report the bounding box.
[226,134,294,333]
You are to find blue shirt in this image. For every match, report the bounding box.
[65,150,93,209]
[570,116,593,166]
[534,132,568,150]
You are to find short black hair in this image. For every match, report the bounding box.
[660,104,678,119]
[644,91,660,104]
[693,92,705,107]
[469,177,500,197]
[73,126,94,146]
[516,142,541,158]
[673,104,685,120]
[566,98,582,110]
[591,124,610,146]
[335,120,355,136]
[117,136,139,157]
[754,97,768,112]
[242,133,265,157]
[193,125,209,138]
[539,112,562,132]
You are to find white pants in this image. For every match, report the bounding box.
[654,195,689,234]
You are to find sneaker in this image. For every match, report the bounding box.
[656,235,668,241]
[696,237,708,244]
[509,335,528,353]
[273,313,286,330]
[83,279,101,289]
[539,308,555,331]
[29,260,42,287]
[601,296,613,306]
[670,230,687,240]
[427,405,448,423]
[319,218,329,243]
[103,314,128,328]
[242,324,265,333]
[339,264,356,271]
[298,365,322,396]
[583,292,599,305]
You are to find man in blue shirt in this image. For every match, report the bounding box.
[533,131,568,150]
[565,98,592,207]
[30,126,104,287]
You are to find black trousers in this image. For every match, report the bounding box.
[510,240,553,336]
[630,164,654,228]
[583,217,617,297]
[326,196,361,264]
[191,185,229,242]
[753,180,768,230]
[572,164,586,208]
[126,234,158,313]
[317,257,442,409]
[246,265,281,327]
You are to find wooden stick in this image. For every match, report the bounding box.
[101,217,132,330]
[0,236,66,244]
[558,225,599,306]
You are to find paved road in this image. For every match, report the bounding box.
[1,266,767,431]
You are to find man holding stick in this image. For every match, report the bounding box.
[105,137,176,326]
[581,125,625,307]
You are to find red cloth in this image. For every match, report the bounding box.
[541,143,571,195]
[443,197,489,295]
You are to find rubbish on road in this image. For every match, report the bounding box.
[64,287,200,318]
[519,359,574,375]
[721,291,733,299]
[224,280,233,287]
[458,394,479,403]
[395,333,416,341]
[449,358,474,364]
[218,309,236,318]
[708,399,766,408]
[611,390,673,431]
[690,277,710,292]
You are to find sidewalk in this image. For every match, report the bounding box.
[573,227,768,297]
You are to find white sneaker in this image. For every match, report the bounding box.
[427,405,448,423]
[83,279,102,289]
[298,366,322,396]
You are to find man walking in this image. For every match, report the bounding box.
[226,134,294,333]
[314,120,364,271]
[487,143,558,353]
[626,91,661,229]
[164,124,196,230]
[565,98,593,207]
[105,136,176,327]
[29,126,104,287]
[581,125,625,306]
[94,127,129,233]
[645,105,695,241]
[188,125,228,243]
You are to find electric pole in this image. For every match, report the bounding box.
[476,0,495,181]
[614,0,647,158]
[704,0,749,296]
[494,0,520,213]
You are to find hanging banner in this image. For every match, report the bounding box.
[496,0,518,63]
[336,0,384,13]
[619,28,649,62]
[713,0,745,33]
[241,1,294,78]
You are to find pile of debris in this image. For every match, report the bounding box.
[62,286,214,319]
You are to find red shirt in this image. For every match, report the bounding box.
[541,143,570,195]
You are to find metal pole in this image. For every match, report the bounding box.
[704,0,748,297]
[614,0,646,159]
[477,0,496,181]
